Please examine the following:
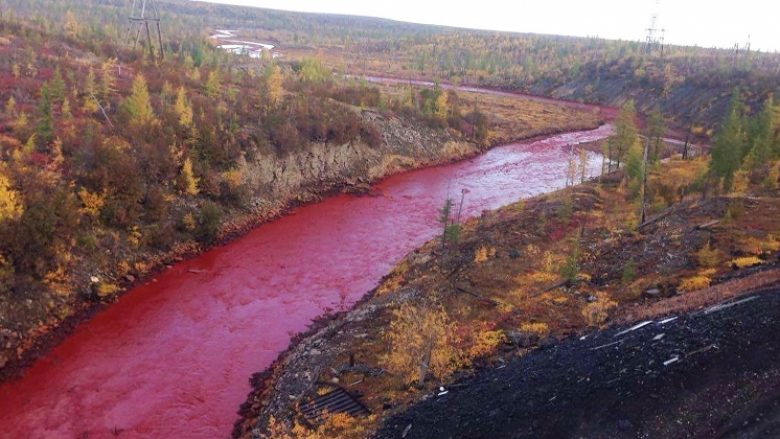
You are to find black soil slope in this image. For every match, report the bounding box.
[376,287,780,439]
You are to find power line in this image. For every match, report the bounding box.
[127,0,164,61]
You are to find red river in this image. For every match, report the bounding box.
[0,101,615,437]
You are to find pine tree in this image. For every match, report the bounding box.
[646,105,665,163]
[744,97,775,180]
[49,67,66,106]
[624,139,644,200]
[122,73,156,128]
[36,83,54,146]
[710,90,746,191]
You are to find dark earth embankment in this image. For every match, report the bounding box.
[377,286,780,439]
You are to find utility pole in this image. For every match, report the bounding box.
[643,0,665,55]
[128,0,164,61]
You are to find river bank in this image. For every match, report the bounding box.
[233,154,780,438]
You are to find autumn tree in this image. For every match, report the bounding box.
[99,59,117,101]
[608,100,638,170]
[81,68,99,114]
[174,86,193,128]
[63,10,80,38]
[384,298,462,386]
[0,168,23,223]
[178,157,199,196]
[122,73,156,128]
[434,89,448,119]
[203,70,221,99]
[263,64,283,106]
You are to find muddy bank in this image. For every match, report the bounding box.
[377,285,780,439]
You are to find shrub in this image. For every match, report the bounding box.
[696,241,724,268]
[622,259,637,283]
[730,256,764,269]
[678,275,711,292]
[197,201,222,243]
[520,322,550,337]
[581,292,617,327]
[467,329,505,359]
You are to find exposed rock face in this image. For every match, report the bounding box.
[245,111,477,205]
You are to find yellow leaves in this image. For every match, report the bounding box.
[64,10,80,38]
[730,256,764,269]
[541,250,556,274]
[737,235,780,255]
[384,300,462,385]
[695,241,724,268]
[182,212,197,232]
[43,266,72,297]
[473,245,496,263]
[174,86,193,128]
[203,71,221,99]
[678,275,711,292]
[96,282,120,298]
[434,91,448,119]
[264,64,283,105]
[262,413,375,439]
[0,168,23,223]
[581,292,617,327]
[127,225,143,249]
[123,73,157,128]
[466,329,505,359]
[179,157,200,197]
[78,187,105,219]
[520,322,550,337]
[221,168,245,191]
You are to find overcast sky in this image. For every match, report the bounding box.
[198,0,778,52]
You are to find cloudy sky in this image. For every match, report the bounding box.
[198,0,778,52]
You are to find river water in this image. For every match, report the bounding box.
[0,116,613,437]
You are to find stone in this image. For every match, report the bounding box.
[643,288,661,298]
